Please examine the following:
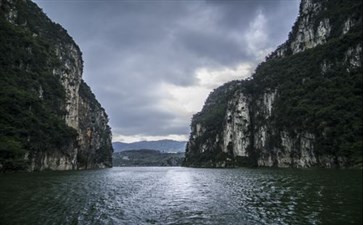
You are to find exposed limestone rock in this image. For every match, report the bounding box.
[77,81,113,169]
[301,0,321,15]
[345,43,362,71]
[222,92,250,157]
[291,18,329,54]
[320,60,332,74]
[267,0,362,60]
[3,1,17,24]
[54,43,83,129]
[184,0,362,168]
[0,0,113,171]
[342,13,361,36]
[52,43,82,130]
[258,131,318,168]
[343,18,354,35]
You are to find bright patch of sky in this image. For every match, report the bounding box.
[34,0,299,143]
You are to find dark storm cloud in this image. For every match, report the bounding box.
[33,0,299,141]
[176,28,249,64]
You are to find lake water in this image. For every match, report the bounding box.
[0,167,361,225]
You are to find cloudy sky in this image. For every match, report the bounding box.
[33,0,299,143]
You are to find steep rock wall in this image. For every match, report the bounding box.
[78,81,113,169]
[0,0,113,171]
[184,0,362,168]
[270,0,362,59]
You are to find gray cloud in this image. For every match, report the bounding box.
[34,0,299,141]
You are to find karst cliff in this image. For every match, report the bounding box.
[184,0,362,168]
[0,0,113,171]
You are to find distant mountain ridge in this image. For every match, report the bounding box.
[113,149,184,167]
[112,140,187,153]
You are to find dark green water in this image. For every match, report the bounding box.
[0,167,362,225]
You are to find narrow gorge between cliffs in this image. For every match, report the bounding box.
[0,0,362,225]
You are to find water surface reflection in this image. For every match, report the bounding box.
[0,167,361,225]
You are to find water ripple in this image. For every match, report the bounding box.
[0,167,362,225]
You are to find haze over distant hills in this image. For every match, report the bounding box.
[112,140,187,153]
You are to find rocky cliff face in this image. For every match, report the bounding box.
[77,81,113,169]
[184,0,362,168]
[0,0,113,171]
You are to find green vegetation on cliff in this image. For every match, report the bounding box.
[185,0,362,168]
[254,33,362,163]
[0,2,78,170]
[0,0,112,171]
